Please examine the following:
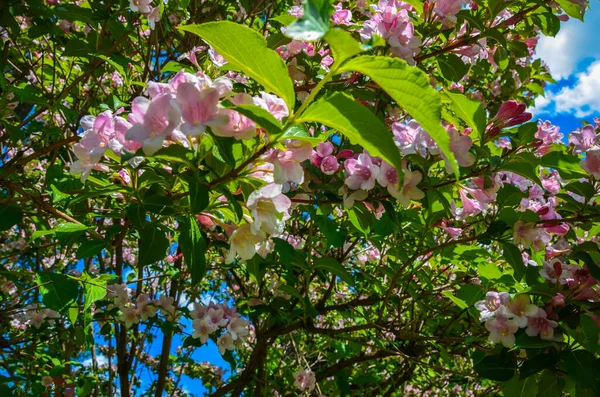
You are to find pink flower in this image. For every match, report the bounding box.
[526,307,558,340]
[226,224,266,263]
[332,3,353,25]
[513,221,551,251]
[485,316,519,348]
[206,308,227,329]
[392,169,424,207]
[130,0,152,13]
[320,155,339,175]
[126,94,182,155]
[475,291,510,321]
[227,316,250,340]
[175,83,227,136]
[247,183,291,235]
[535,121,563,155]
[109,116,143,155]
[581,149,600,179]
[293,368,316,392]
[508,295,539,327]
[217,333,235,355]
[273,140,312,184]
[433,0,468,23]
[569,125,598,154]
[344,152,380,190]
[253,92,289,121]
[311,142,335,166]
[192,317,214,343]
[443,126,476,173]
[212,93,257,140]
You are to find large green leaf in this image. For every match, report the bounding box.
[284,0,332,41]
[0,205,22,231]
[76,240,106,259]
[178,219,207,286]
[179,22,295,110]
[79,272,112,312]
[138,226,169,266]
[541,150,587,180]
[474,354,517,381]
[324,28,363,65]
[313,256,354,286]
[502,242,526,281]
[338,55,458,175]
[500,152,542,186]
[189,180,209,214]
[556,0,584,21]
[443,91,487,138]
[296,92,403,173]
[36,272,80,313]
[562,350,600,394]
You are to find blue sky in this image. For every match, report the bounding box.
[532,4,600,134]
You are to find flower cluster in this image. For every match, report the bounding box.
[361,0,422,65]
[104,284,177,328]
[12,304,59,330]
[190,302,250,355]
[475,292,557,347]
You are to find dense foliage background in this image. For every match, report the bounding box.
[1,0,599,396]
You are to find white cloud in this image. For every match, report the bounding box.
[83,354,108,368]
[533,60,600,118]
[535,6,600,80]
[552,60,600,117]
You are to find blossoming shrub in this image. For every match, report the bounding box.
[0,0,599,395]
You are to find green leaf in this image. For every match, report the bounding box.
[152,145,195,166]
[296,92,403,173]
[324,28,363,65]
[284,0,332,41]
[520,353,556,379]
[541,151,587,180]
[178,22,295,110]
[80,273,110,312]
[562,350,600,394]
[502,376,538,397]
[437,53,469,82]
[189,181,209,214]
[0,205,22,231]
[339,55,459,176]
[266,32,292,49]
[441,290,468,309]
[55,222,89,246]
[313,214,347,248]
[280,123,324,145]
[346,203,373,235]
[178,219,207,286]
[401,0,423,15]
[36,273,80,313]
[457,284,484,306]
[502,242,526,281]
[138,226,169,266]
[313,256,354,286]
[76,240,106,259]
[270,14,297,26]
[537,370,564,397]
[557,0,584,21]
[222,102,282,137]
[474,354,517,381]
[444,91,487,137]
[500,152,542,186]
[478,262,503,280]
[494,46,509,70]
